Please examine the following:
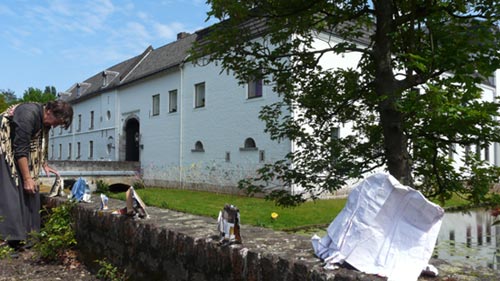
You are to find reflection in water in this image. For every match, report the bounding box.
[434,209,500,270]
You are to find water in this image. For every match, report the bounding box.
[434,209,500,270]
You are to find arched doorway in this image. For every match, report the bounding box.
[125,118,140,161]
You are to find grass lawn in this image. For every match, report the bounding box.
[108,188,347,231]
[105,186,473,234]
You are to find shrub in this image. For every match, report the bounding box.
[31,201,77,261]
[96,180,110,194]
[0,243,14,260]
[96,258,128,281]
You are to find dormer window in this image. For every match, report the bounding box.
[102,72,108,87]
[74,82,91,97]
[101,70,119,88]
[76,83,81,97]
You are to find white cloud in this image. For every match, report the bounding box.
[154,22,186,40]
[124,22,151,41]
[0,4,15,16]
[137,11,149,21]
[47,0,73,16]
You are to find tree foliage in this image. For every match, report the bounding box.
[194,0,500,206]
[0,89,18,112]
[21,86,57,103]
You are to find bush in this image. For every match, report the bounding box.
[0,243,14,260]
[96,180,110,194]
[31,201,77,261]
[96,258,128,281]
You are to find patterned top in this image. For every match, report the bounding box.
[0,103,48,185]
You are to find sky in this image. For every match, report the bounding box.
[0,0,216,98]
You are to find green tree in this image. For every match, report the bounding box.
[0,95,7,113]
[0,89,18,112]
[21,86,57,103]
[194,0,500,206]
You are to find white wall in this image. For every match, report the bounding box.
[118,71,183,183]
[50,91,118,161]
[58,60,292,190]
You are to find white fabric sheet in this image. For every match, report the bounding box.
[312,172,444,281]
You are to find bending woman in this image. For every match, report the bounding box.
[0,100,73,249]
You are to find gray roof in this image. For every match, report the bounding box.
[121,33,197,85]
[62,33,196,103]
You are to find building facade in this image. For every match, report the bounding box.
[51,29,499,194]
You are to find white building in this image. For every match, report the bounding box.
[51,28,499,194]
[53,32,292,193]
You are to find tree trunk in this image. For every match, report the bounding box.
[379,99,413,185]
[373,0,413,185]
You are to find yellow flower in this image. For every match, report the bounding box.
[271,212,279,220]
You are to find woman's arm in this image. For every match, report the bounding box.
[17,156,37,194]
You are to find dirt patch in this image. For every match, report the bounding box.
[0,248,98,281]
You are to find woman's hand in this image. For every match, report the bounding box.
[43,163,60,177]
[23,177,38,194]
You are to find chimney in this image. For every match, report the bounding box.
[177,32,190,40]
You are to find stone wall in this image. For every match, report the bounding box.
[48,160,140,171]
[41,195,500,281]
[41,195,379,281]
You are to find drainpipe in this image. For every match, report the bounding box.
[179,57,188,189]
[115,90,120,161]
[495,69,500,166]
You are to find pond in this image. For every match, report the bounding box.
[434,209,500,271]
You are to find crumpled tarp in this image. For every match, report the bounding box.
[312,172,444,281]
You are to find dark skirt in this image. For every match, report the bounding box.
[0,154,40,241]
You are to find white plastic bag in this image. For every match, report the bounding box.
[312,172,444,281]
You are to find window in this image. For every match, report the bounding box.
[485,146,490,162]
[58,144,62,160]
[192,141,205,152]
[59,127,63,135]
[107,136,114,154]
[244,138,256,148]
[240,137,258,151]
[50,144,54,159]
[68,143,72,160]
[331,128,340,139]
[77,142,81,159]
[90,111,94,129]
[102,71,108,87]
[225,152,231,162]
[259,150,265,162]
[89,141,94,159]
[248,78,263,99]
[152,94,160,116]
[106,110,111,120]
[77,114,82,132]
[169,90,178,113]
[195,82,205,108]
[331,128,340,164]
[448,144,457,160]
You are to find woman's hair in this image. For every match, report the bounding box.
[45,100,74,129]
